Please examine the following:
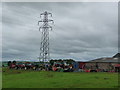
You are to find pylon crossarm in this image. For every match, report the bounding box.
[48,20,54,23]
[47,12,52,17]
[38,20,43,25]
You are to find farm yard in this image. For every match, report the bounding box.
[2,67,119,88]
[2,54,120,88]
[2,2,119,89]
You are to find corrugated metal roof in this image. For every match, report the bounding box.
[89,58,119,63]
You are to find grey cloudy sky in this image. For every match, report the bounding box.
[2,2,118,61]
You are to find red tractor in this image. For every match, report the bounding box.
[9,63,16,69]
[15,62,25,69]
[9,61,16,69]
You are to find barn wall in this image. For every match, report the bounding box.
[79,62,118,71]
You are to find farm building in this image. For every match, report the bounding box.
[78,53,120,72]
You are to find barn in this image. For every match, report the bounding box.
[78,53,120,72]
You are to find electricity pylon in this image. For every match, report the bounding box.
[38,11,54,63]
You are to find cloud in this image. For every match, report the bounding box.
[2,2,118,61]
[0,2,2,61]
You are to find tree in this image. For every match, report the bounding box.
[7,61,11,66]
[12,60,16,65]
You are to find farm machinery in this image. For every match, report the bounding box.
[15,62,25,69]
[52,61,74,72]
[7,60,74,72]
[8,61,42,70]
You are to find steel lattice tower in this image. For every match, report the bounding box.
[38,11,54,62]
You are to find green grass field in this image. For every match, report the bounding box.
[2,67,119,88]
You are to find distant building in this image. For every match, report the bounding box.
[78,53,120,72]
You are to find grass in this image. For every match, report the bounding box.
[2,67,119,88]
[0,68,2,89]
